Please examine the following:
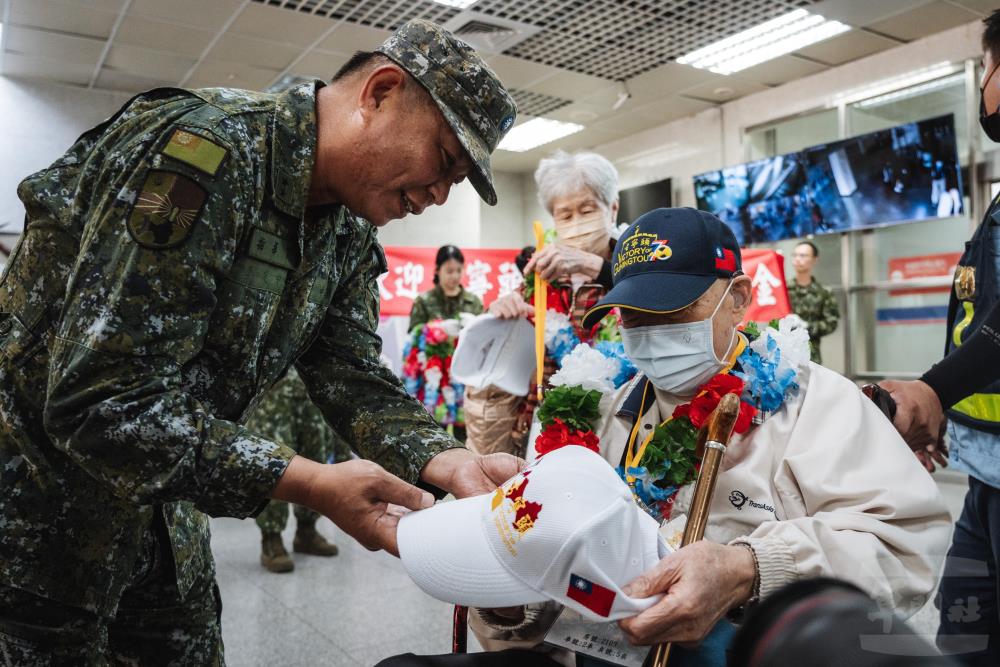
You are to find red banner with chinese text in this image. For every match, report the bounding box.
[378,247,525,316]
[379,246,790,322]
[741,248,792,324]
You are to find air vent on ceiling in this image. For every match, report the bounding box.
[509,89,571,117]
[443,11,540,55]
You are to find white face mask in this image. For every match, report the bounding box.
[555,211,612,255]
[620,282,736,396]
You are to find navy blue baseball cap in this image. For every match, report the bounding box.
[582,207,742,328]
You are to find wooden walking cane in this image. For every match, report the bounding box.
[650,392,742,667]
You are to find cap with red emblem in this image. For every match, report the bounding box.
[397,445,668,621]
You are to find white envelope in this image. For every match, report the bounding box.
[450,314,536,396]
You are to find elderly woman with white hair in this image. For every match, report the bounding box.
[464,150,624,458]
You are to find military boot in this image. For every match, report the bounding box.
[260,532,294,573]
[293,522,339,557]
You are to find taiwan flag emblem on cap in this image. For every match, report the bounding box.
[715,246,737,272]
[566,573,616,617]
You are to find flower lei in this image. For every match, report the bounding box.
[532,316,810,521]
[402,318,465,427]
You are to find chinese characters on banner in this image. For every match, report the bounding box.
[741,248,791,324]
[379,246,790,323]
[379,246,526,316]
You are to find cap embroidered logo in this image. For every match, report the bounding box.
[649,239,672,262]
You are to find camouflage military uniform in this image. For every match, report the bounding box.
[788,278,840,364]
[249,367,351,534]
[0,81,454,662]
[408,285,483,332]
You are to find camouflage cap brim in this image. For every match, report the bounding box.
[431,93,497,206]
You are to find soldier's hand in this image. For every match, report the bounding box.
[879,379,946,455]
[420,448,525,499]
[488,292,533,320]
[524,243,604,282]
[273,456,432,556]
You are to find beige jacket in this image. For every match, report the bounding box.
[472,361,952,651]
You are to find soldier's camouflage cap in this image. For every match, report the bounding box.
[376,19,517,206]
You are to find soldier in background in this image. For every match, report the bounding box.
[249,368,351,573]
[787,240,840,364]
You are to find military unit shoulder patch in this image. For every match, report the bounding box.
[161,129,227,176]
[127,170,207,250]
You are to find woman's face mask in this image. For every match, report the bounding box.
[619,282,737,396]
[552,196,613,255]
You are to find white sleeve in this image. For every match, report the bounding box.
[732,365,952,616]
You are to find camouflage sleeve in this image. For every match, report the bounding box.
[810,287,841,338]
[42,122,294,519]
[296,225,459,485]
[408,293,430,332]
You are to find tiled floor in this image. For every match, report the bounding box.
[211,515,466,666]
[212,470,970,666]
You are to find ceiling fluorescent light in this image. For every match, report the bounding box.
[433,0,479,8]
[498,118,584,152]
[854,73,965,109]
[831,62,961,107]
[677,9,850,75]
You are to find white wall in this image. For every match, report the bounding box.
[0,76,133,234]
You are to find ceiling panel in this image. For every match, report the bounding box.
[5,26,105,62]
[318,23,392,55]
[231,3,335,47]
[115,15,215,57]
[626,63,722,104]
[493,0,826,81]
[94,68,176,93]
[105,45,196,81]
[629,97,716,125]
[738,54,829,86]
[866,0,982,41]
[2,52,93,86]
[209,34,303,71]
[680,77,770,104]
[793,28,899,65]
[289,50,350,80]
[128,0,245,30]
[481,54,557,90]
[521,69,615,103]
[947,0,999,14]
[187,59,282,91]
[59,0,126,11]
[10,0,119,39]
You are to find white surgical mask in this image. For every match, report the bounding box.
[620,282,736,396]
[555,211,612,255]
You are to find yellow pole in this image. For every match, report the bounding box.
[532,221,546,402]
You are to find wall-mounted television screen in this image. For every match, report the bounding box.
[618,178,672,226]
[693,114,963,245]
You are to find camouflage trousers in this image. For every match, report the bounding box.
[0,517,223,666]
